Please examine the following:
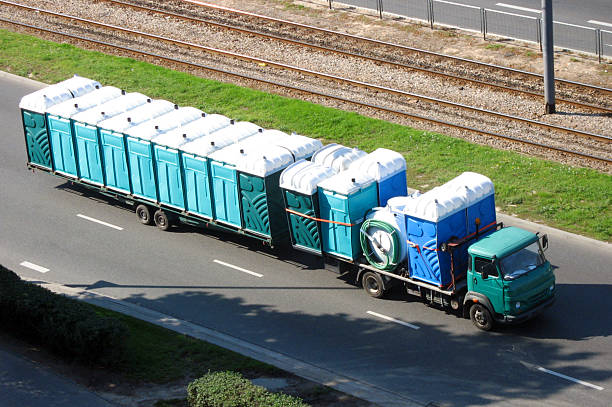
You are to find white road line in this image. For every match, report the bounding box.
[77,214,123,230]
[213,259,263,278]
[20,261,49,273]
[366,311,420,330]
[496,3,541,14]
[588,20,612,28]
[537,367,604,391]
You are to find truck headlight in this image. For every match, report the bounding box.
[515,302,521,309]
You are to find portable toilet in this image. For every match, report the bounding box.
[151,114,232,210]
[317,169,378,261]
[311,143,366,172]
[272,132,323,161]
[19,75,100,170]
[179,120,261,219]
[207,129,287,228]
[45,87,123,178]
[123,106,203,202]
[97,99,175,194]
[280,160,337,254]
[71,92,150,185]
[348,148,407,206]
[399,172,496,286]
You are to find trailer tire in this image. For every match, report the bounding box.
[470,303,493,331]
[154,209,171,231]
[362,271,385,299]
[136,204,153,225]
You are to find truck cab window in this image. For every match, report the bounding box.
[474,257,498,277]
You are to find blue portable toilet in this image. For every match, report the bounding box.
[123,106,203,202]
[97,99,175,194]
[45,87,123,178]
[19,75,100,170]
[399,172,496,286]
[348,148,407,206]
[317,169,378,261]
[280,160,337,254]
[71,92,150,185]
[311,143,366,172]
[207,130,290,228]
[152,114,232,210]
[179,120,261,219]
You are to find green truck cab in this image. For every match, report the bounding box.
[464,227,556,330]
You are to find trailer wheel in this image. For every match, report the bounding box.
[362,271,385,299]
[470,303,493,331]
[154,209,171,231]
[135,204,153,225]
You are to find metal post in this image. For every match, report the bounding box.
[596,29,601,64]
[541,0,555,114]
[378,0,383,19]
[328,0,332,9]
[429,0,434,30]
[537,18,542,52]
[481,8,487,41]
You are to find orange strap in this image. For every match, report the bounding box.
[285,208,355,227]
[407,221,498,252]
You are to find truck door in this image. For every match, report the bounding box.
[472,257,504,314]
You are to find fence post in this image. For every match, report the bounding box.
[378,0,383,19]
[481,8,487,41]
[537,18,542,52]
[596,29,601,64]
[429,0,434,30]
[328,0,332,9]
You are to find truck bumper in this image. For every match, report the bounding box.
[496,295,556,324]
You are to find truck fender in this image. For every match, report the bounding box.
[463,292,494,319]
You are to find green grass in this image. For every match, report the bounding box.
[485,43,505,50]
[1,29,610,241]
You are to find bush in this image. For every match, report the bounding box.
[0,265,127,366]
[187,371,309,407]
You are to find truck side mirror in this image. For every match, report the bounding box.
[541,234,549,251]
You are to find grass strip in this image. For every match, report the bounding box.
[1,29,610,241]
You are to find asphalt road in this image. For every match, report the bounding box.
[1,72,611,407]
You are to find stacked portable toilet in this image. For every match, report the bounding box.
[311,143,366,172]
[348,148,407,206]
[19,75,100,170]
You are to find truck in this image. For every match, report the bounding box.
[19,75,556,330]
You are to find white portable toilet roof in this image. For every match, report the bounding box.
[441,172,494,206]
[71,93,149,125]
[317,168,375,195]
[180,120,260,156]
[46,86,122,118]
[348,148,406,181]
[280,159,337,195]
[311,143,367,173]
[19,75,101,114]
[98,99,175,133]
[153,114,231,149]
[209,141,294,177]
[124,106,203,140]
[274,133,323,161]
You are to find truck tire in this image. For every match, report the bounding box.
[362,271,385,299]
[470,303,493,331]
[135,204,153,225]
[154,209,171,231]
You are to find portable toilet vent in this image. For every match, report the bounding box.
[280,160,337,254]
[348,148,407,206]
[311,143,366,173]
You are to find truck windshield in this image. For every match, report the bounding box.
[500,241,545,281]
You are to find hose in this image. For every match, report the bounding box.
[360,219,401,271]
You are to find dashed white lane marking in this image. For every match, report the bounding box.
[496,3,541,13]
[366,311,420,330]
[20,261,49,273]
[77,214,123,230]
[588,20,612,28]
[213,259,263,278]
[537,367,604,391]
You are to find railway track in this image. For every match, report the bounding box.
[0,0,610,169]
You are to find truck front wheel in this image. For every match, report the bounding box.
[362,272,385,299]
[470,303,493,331]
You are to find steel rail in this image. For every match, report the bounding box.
[3,1,608,144]
[2,17,609,166]
[103,0,612,114]
[179,0,612,95]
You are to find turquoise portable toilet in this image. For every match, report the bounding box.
[71,92,150,185]
[280,159,337,254]
[45,86,122,178]
[97,99,175,194]
[311,143,366,172]
[180,120,261,219]
[124,106,203,202]
[207,130,289,229]
[317,169,378,261]
[19,75,100,170]
[348,148,407,206]
[152,114,231,210]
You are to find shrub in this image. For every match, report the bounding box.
[0,265,127,366]
[187,371,309,407]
